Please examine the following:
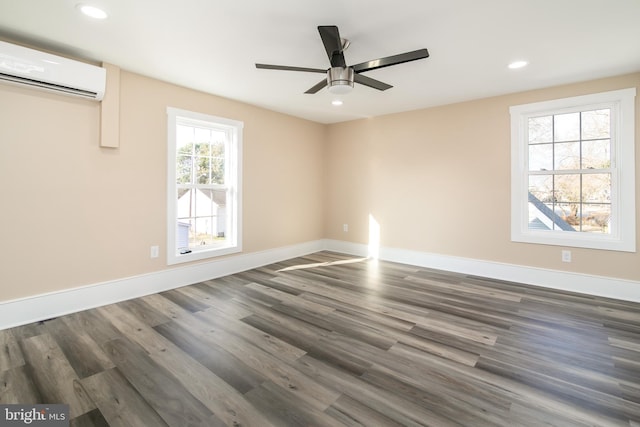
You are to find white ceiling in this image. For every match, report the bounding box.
[1,0,639,124]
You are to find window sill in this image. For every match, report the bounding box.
[167,244,241,265]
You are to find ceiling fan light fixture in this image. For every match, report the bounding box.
[327,67,354,94]
[328,82,353,94]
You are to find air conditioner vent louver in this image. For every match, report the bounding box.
[0,41,105,101]
[0,72,99,99]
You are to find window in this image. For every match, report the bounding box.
[510,88,635,252]
[167,107,242,264]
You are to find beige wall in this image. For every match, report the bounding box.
[1,67,638,304]
[0,71,325,302]
[324,72,640,282]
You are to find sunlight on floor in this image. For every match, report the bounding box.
[277,257,368,272]
[277,214,380,273]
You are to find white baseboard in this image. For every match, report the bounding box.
[0,240,324,330]
[322,239,640,303]
[2,238,638,331]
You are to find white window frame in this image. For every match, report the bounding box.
[510,88,636,252]
[167,107,243,264]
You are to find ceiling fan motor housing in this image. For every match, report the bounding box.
[327,67,354,94]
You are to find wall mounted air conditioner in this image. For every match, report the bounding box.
[0,40,106,101]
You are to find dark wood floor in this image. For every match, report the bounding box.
[1,252,640,426]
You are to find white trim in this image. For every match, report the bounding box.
[0,240,323,330]
[323,239,640,303]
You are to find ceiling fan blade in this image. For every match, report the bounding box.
[352,48,429,73]
[318,25,346,68]
[354,73,392,91]
[256,63,327,73]
[304,79,328,94]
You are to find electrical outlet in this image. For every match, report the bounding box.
[343,224,349,232]
[150,245,159,258]
[561,250,571,263]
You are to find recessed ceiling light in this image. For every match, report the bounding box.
[77,4,108,19]
[331,99,343,106]
[508,60,528,69]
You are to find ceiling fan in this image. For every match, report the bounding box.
[255,25,429,95]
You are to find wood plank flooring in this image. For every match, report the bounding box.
[2,251,640,426]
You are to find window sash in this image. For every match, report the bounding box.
[523,104,617,236]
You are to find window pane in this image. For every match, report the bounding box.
[581,204,610,234]
[211,188,227,207]
[176,155,192,184]
[582,173,610,203]
[211,140,224,155]
[212,130,226,143]
[195,141,211,157]
[554,141,580,170]
[528,201,554,230]
[211,141,225,184]
[195,156,211,184]
[177,188,193,219]
[193,217,215,246]
[194,127,211,145]
[554,112,580,142]
[528,116,552,144]
[529,144,552,171]
[176,125,194,149]
[210,189,227,240]
[177,219,192,250]
[581,109,610,140]
[528,176,555,231]
[194,189,213,217]
[529,175,553,202]
[582,139,610,169]
[555,203,579,229]
[554,174,580,203]
[211,157,224,184]
[192,189,228,245]
[176,188,229,250]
